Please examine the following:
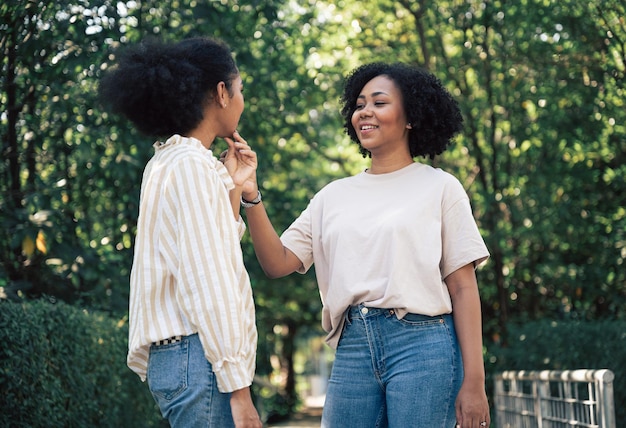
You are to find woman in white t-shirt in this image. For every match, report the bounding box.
[242,62,490,428]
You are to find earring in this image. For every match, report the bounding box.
[406,123,412,129]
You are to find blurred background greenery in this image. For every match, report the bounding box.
[1,0,624,425]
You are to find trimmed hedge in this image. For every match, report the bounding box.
[0,299,165,428]
[486,319,626,423]
[5,300,621,426]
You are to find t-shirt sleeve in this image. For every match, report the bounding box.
[280,203,315,274]
[440,180,489,279]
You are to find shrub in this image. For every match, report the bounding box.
[486,319,626,423]
[0,298,165,428]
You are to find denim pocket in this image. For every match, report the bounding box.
[147,340,189,402]
[396,313,445,327]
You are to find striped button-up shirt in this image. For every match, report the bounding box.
[127,134,257,393]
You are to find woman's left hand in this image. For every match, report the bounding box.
[455,381,490,428]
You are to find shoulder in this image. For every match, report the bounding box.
[408,164,468,205]
[159,136,213,163]
[405,163,464,190]
[425,165,465,190]
[312,173,362,200]
[155,138,219,182]
[323,173,359,190]
[416,163,456,181]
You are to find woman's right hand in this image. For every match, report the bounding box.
[221,131,258,196]
[230,387,263,428]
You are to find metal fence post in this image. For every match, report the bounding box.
[493,369,616,428]
[595,369,616,428]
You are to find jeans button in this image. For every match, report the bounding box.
[361,307,369,315]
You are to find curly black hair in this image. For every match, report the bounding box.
[98,37,238,138]
[340,62,463,159]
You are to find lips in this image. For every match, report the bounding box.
[359,124,378,137]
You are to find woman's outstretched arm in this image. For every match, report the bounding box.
[240,195,303,278]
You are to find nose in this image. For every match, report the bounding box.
[358,105,373,118]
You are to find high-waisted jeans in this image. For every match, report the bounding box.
[147,333,234,427]
[322,305,463,428]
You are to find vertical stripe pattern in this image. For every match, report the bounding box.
[127,135,257,393]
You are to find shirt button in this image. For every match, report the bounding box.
[361,307,369,315]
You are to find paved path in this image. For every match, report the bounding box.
[266,396,323,427]
[266,406,322,427]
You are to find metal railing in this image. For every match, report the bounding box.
[493,369,615,428]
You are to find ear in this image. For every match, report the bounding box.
[406,123,412,129]
[216,81,228,108]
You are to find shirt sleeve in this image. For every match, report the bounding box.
[280,201,315,274]
[166,156,254,392]
[214,159,247,240]
[234,215,246,240]
[440,180,490,279]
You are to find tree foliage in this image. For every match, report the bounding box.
[2,0,625,413]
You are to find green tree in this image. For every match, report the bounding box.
[1,0,136,309]
[2,0,625,418]
[424,0,626,336]
[303,0,626,338]
[1,0,335,413]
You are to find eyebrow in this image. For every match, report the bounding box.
[357,91,389,98]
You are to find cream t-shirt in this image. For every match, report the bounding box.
[280,162,489,349]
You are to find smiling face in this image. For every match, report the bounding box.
[351,75,411,157]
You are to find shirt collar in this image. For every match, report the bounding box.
[154,134,235,191]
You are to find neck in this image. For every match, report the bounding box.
[367,153,414,175]
[188,127,216,150]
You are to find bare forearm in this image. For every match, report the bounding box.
[451,286,486,384]
[242,201,301,278]
[446,264,486,385]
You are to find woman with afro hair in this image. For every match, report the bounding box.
[242,62,490,428]
[99,37,262,428]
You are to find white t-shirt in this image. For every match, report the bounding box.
[280,162,489,348]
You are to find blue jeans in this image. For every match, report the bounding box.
[322,305,463,428]
[147,334,234,427]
